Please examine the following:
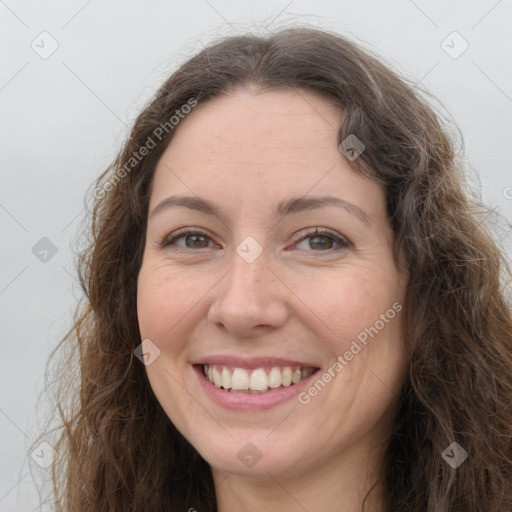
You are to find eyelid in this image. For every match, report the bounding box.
[160,226,352,254]
[287,227,352,251]
[290,226,348,242]
[160,227,215,248]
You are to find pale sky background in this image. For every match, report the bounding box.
[1,1,511,510]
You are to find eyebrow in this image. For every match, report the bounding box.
[150,194,371,225]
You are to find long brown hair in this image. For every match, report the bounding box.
[35,26,512,511]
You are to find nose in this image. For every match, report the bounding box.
[207,250,289,339]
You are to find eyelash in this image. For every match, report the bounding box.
[160,227,352,253]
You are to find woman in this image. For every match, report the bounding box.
[38,27,512,511]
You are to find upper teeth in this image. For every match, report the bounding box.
[203,364,315,392]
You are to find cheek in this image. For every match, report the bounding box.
[137,265,206,345]
[137,262,212,318]
[292,264,401,345]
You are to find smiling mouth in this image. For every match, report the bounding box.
[200,364,319,394]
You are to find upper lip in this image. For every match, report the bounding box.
[191,355,319,369]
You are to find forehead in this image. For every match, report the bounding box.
[149,88,384,218]
[167,87,341,161]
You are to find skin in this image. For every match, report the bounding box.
[137,87,408,512]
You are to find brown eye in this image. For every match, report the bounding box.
[309,235,334,250]
[293,228,351,252]
[183,234,210,248]
[162,229,214,250]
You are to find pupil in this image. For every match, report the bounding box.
[310,236,332,250]
[187,235,207,248]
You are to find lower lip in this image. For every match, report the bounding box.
[194,366,319,411]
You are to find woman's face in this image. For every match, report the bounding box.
[137,88,408,480]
